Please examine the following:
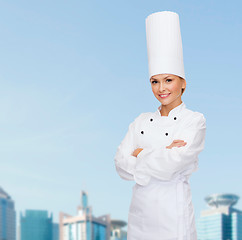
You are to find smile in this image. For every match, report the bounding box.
[159,93,170,98]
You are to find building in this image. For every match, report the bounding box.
[197,193,242,240]
[52,223,59,240]
[0,186,16,240]
[110,219,127,240]
[59,190,111,240]
[20,210,53,240]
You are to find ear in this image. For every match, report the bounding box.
[181,78,186,89]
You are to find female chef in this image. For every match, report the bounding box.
[114,11,206,240]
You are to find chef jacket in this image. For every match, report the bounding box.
[114,101,206,240]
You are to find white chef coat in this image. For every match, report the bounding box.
[114,101,206,240]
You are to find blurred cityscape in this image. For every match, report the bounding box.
[1,186,242,240]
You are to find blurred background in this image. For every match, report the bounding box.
[0,0,242,239]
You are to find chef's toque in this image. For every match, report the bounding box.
[146,11,185,80]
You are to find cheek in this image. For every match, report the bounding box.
[151,85,159,93]
[169,83,181,93]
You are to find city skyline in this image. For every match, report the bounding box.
[2,185,242,239]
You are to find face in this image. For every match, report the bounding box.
[150,74,186,106]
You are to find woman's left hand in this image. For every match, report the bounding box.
[132,148,143,157]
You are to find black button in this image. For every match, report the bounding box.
[165,132,168,136]
[141,131,144,134]
[174,117,177,120]
[150,118,153,121]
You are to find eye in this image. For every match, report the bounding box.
[151,80,158,84]
[166,79,172,82]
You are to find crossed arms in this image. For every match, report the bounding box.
[114,113,206,186]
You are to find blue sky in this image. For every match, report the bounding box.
[0,0,242,228]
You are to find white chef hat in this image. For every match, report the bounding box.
[146,11,185,80]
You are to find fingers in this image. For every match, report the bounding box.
[177,142,187,147]
[132,148,143,157]
[170,140,187,148]
[173,139,186,142]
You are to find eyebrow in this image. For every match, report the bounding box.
[150,75,170,81]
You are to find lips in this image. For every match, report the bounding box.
[159,93,170,98]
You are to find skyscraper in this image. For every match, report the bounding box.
[52,223,59,240]
[197,193,242,240]
[20,210,53,240]
[0,186,16,240]
[59,190,111,240]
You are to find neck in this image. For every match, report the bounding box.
[160,100,183,116]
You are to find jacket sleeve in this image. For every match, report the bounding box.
[134,113,206,186]
[114,115,141,181]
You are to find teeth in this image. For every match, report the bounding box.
[161,94,169,97]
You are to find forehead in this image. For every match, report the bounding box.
[150,74,177,80]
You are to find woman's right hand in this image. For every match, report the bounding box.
[166,140,187,149]
[132,148,143,157]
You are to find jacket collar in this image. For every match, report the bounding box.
[156,101,186,118]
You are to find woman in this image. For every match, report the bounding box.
[114,11,206,240]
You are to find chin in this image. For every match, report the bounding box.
[156,95,174,105]
[160,99,175,106]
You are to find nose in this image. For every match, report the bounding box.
[159,82,166,92]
